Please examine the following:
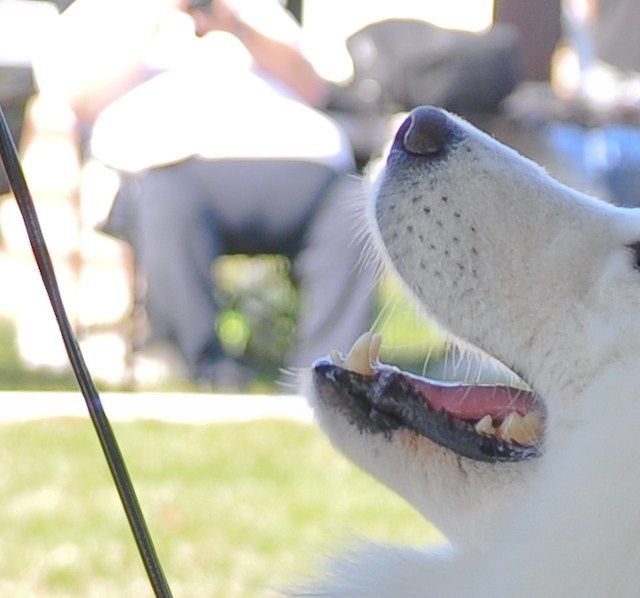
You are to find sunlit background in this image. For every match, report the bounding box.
[0,0,495,389]
[304,0,494,81]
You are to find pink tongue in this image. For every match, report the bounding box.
[404,374,534,421]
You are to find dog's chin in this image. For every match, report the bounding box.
[304,334,543,549]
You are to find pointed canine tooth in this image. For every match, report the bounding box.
[369,333,382,364]
[343,332,375,376]
[499,412,539,445]
[475,414,495,436]
[329,350,344,366]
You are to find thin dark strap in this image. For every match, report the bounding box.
[0,104,172,598]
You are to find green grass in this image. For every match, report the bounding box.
[0,420,443,597]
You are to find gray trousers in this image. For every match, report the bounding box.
[107,158,374,376]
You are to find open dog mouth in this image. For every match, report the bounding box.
[313,333,544,463]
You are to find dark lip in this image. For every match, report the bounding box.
[312,359,542,464]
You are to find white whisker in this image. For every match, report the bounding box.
[464,356,473,386]
[277,367,306,391]
[370,294,398,336]
[421,343,437,377]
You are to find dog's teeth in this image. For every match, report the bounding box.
[522,412,542,439]
[474,414,495,436]
[498,412,540,445]
[329,350,344,366]
[343,332,377,376]
[498,413,525,443]
[369,333,382,364]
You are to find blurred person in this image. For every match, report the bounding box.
[35,0,373,387]
[557,0,640,206]
[591,0,640,72]
[590,0,640,206]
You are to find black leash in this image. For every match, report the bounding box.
[0,104,172,597]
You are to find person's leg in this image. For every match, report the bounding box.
[130,159,332,379]
[122,158,372,376]
[192,159,374,369]
[192,159,338,250]
[129,161,224,376]
[288,175,376,368]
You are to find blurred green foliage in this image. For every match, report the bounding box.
[214,255,299,378]
[374,273,446,373]
[214,255,446,379]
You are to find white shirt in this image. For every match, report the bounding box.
[35,0,354,173]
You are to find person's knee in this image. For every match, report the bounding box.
[136,168,208,233]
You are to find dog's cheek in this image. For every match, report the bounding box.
[585,251,640,361]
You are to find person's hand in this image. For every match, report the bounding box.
[185,0,241,37]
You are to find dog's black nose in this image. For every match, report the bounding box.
[391,107,455,156]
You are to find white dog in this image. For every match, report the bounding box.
[301,107,640,597]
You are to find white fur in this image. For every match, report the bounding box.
[300,109,640,596]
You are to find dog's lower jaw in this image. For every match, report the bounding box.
[303,370,537,552]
